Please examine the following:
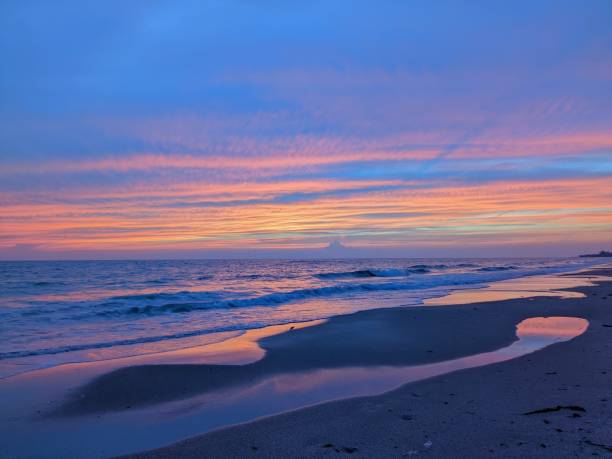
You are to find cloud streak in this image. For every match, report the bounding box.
[1,1,611,257]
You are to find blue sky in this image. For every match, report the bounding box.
[0,1,611,259]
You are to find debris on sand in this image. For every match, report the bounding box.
[523,405,585,415]
[585,439,612,453]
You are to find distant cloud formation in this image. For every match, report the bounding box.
[325,240,349,252]
[0,1,611,259]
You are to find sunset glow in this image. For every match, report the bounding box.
[1,1,611,258]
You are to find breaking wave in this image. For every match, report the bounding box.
[94,268,545,318]
[315,264,463,279]
[476,266,518,272]
[1,257,601,368]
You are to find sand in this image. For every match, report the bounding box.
[115,266,612,458]
[60,270,600,416]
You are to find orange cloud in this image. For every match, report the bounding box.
[2,177,610,252]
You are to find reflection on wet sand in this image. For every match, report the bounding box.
[0,269,603,459]
[131,320,326,366]
[517,316,588,338]
[424,274,612,306]
[178,317,589,410]
[192,316,585,403]
[56,315,587,419]
[46,315,586,459]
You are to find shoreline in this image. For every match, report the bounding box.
[122,265,612,458]
[56,270,606,416]
[1,266,610,458]
[2,260,603,381]
[1,263,599,382]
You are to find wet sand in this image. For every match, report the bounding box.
[121,266,612,458]
[59,271,599,416]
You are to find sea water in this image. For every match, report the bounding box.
[0,257,603,377]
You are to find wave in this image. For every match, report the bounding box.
[1,277,469,358]
[26,281,66,287]
[97,268,539,317]
[110,290,224,302]
[476,266,518,272]
[316,270,377,279]
[2,260,597,361]
[96,284,385,317]
[92,282,425,317]
[314,263,483,279]
[315,264,447,279]
[235,273,288,280]
[0,326,247,360]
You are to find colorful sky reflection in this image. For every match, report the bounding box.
[1,1,611,259]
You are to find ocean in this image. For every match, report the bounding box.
[0,257,602,377]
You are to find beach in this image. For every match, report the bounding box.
[0,264,610,458]
[3,2,612,457]
[0,265,612,458]
[121,266,612,458]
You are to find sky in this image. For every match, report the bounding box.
[1,0,611,259]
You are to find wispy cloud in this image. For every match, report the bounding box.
[1,1,611,256]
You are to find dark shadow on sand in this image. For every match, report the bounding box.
[54,297,582,416]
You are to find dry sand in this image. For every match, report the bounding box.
[114,266,612,458]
